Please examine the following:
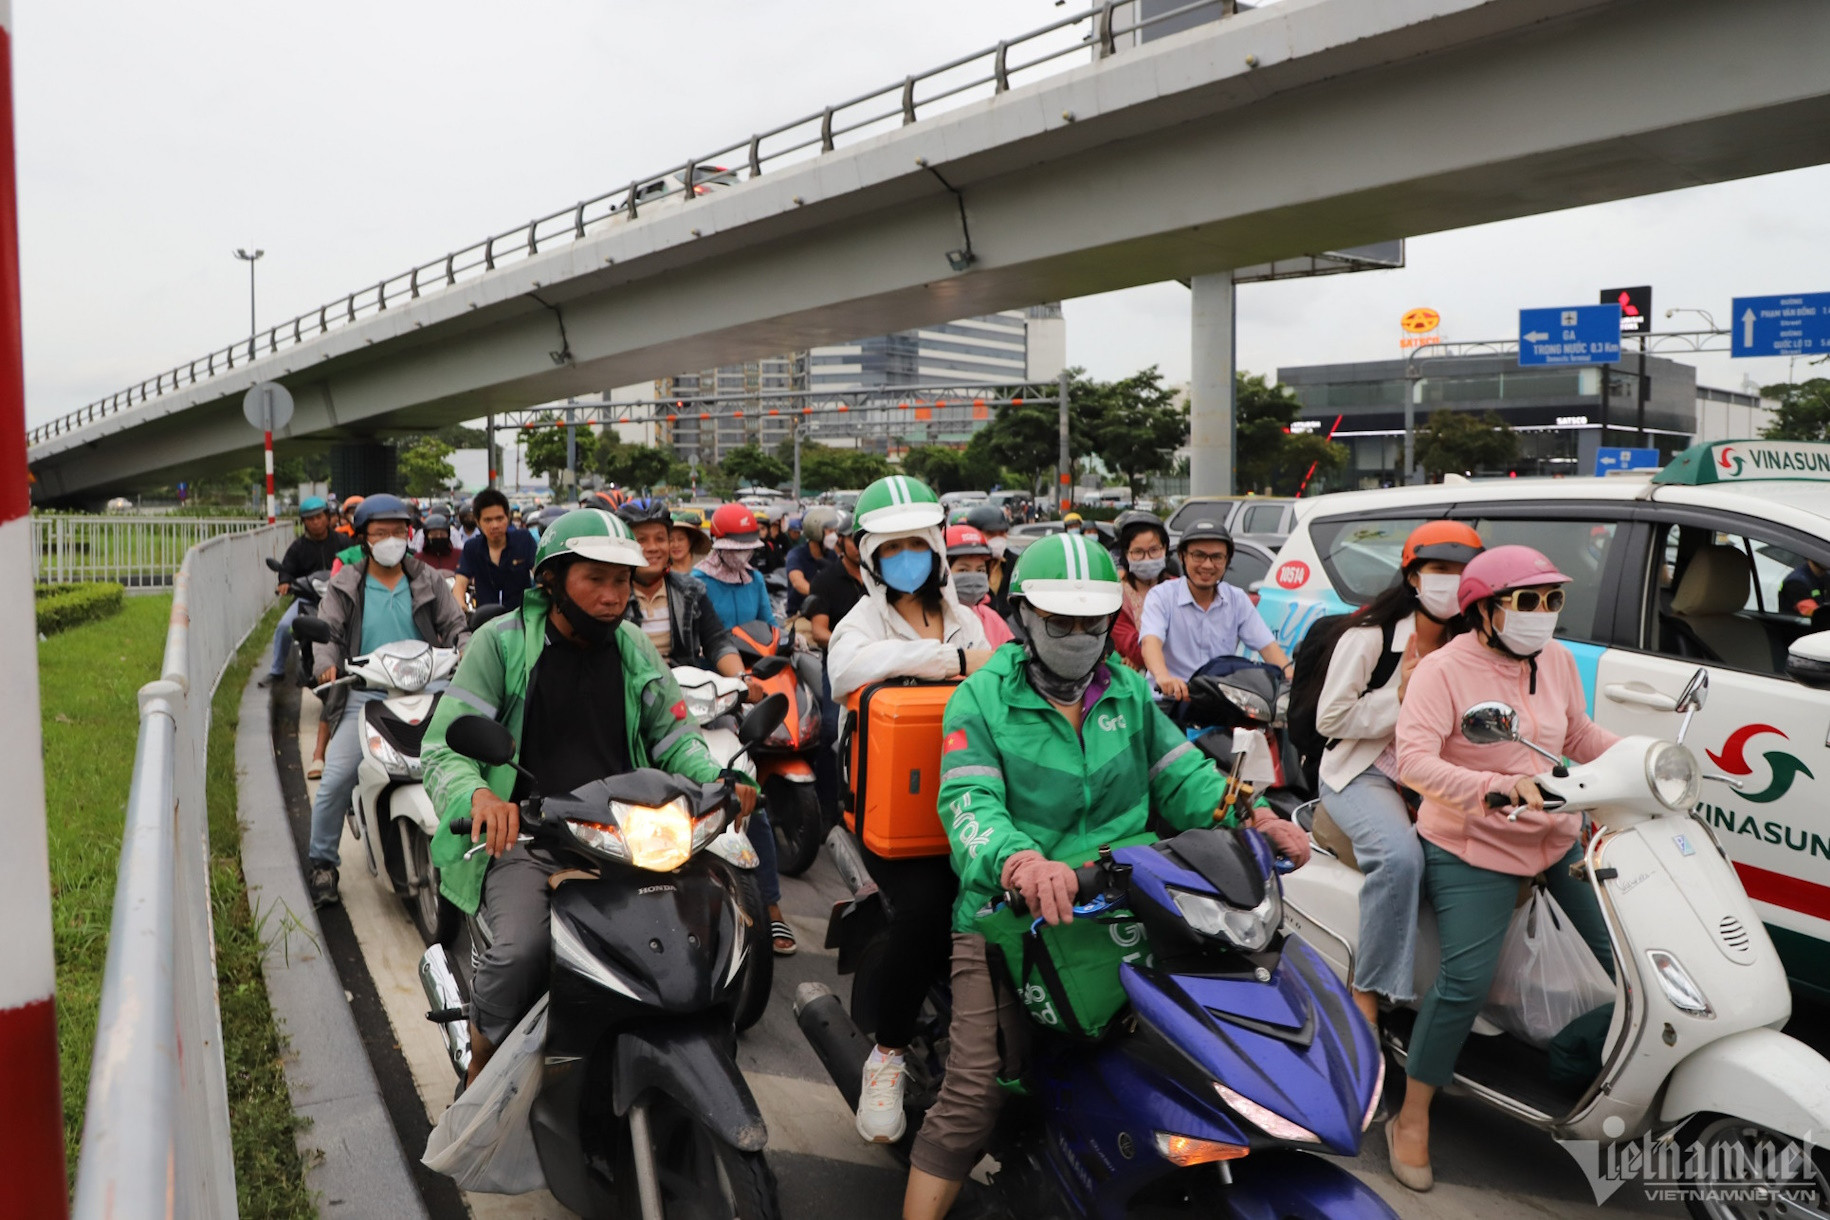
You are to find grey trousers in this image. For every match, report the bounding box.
[471,846,567,1045]
[909,933,1030,1182]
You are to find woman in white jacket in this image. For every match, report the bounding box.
[827,475,996,1146]
[1308,521,1483,1029]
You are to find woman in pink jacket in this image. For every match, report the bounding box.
[1385,545,1617,1192]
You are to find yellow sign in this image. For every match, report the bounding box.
[1401,308,1441,334]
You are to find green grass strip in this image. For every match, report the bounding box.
[35,582,124,636]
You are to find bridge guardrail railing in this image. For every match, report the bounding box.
[70,523,291,1220]
[32,514,267,586]
[25,0,1241,448]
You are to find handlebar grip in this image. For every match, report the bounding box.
[1485,791,1510,809]
[450,818,472,836]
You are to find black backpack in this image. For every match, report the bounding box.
[1286,613,1402,793]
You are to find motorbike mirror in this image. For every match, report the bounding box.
[467,602,510,632]
[265,556,283,572]
[1461,701,1520,745]
[1675,667,1709,712]
[739,693,789,751]
[291,616,334,644]
[446,715,516,767]
[751,654,789,680]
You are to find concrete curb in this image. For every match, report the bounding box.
[235,670,431,1218]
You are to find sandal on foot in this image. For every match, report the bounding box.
[306,758,324,780]
[771,920,798,956]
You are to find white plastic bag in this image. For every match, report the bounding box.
[1481,886,1614,1048]
[423,995,549,1194]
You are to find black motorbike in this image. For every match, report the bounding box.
[267,555,332,684]
[420,695,790,1219]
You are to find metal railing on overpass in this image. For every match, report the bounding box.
[32,514,266,586]
[71,523,290,1220]
[26,0,1242,448]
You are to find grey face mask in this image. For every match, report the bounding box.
[1019,605,1109,702]
[952,571,991,605]
[1128,557,1167,582]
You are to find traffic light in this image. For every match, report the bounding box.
[1600,286,1652,334]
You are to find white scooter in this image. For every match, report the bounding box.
[1280,669,1830,1216]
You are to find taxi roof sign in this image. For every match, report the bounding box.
[1654,439,1830,486]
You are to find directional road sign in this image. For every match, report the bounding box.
[1731,292,1830,358]
[1519,304,1621,366]
[1595,446,1660,476]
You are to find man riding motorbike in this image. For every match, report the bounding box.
[421,509,757,1083]
[903,532,1310,1219]
[260,495,343,688]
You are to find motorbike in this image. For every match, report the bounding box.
[293,605,505,942]
[419,695,790,1219]
[797,826,1397,1219]
[266,556,331,684]
[728,619,825,876]
[1281,667,1830,1218]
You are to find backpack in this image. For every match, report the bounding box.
[1286,614,1401,793]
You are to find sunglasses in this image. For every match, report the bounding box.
[1497,587,1566,613]
[1032,610,1114,638]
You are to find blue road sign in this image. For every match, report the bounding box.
[1595,446,1660,476]
[1519,304,1621,366]
[1732,292,1830,358]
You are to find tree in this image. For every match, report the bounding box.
[976,393,1066,494]
[434,423,490,449]
[1415,409,1519,478]
[399,435,458,497]
[598,438,675,493]
[721,444,791,489]
[1232,371,1349,494]
[518,417,589,488]
[1760,379,1830,442]
[793,441,890,492]
[1084,366,1187,498]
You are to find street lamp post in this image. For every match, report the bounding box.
[233,247,263,362]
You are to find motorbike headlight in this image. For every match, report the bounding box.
[1645,742,1700,812]
[376,645,435,692]
[1647,949,1713,1017]
[691,806,728,851]
[567,818,627,860]
[611,797,694,872]
[680,683,718,725]
[1215,1083,1319,1144]
[1171,885,1282,953]
[365,729,418,778]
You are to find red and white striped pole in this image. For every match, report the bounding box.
[264,424,275,523]
[0,2,73,1214]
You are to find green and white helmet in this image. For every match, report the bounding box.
[533,508,645,577]
[1008,531,1123,616]
[854,474,944,535]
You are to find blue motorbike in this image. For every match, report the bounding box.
[796,823,1398,1219]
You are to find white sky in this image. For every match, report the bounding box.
[16,1,1830,430]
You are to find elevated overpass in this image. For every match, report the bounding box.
[27,0,1830,502]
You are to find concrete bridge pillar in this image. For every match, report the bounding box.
[329,442,397,500]
[1188,272,1235,497]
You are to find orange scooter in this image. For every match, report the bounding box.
[729,619,825,875]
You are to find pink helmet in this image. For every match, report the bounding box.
[1457,545,1570,613]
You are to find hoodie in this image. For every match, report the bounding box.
[826,521,989,702]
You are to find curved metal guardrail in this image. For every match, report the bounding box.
[27,0,1239,448]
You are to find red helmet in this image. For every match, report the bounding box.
[1457,545,1571,613]
[709,502,761,544]
[945,524,992,557]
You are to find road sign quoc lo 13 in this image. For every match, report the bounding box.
[1519,304,1622,366]
[1732,292,1830,359]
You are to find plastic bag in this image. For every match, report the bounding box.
[1481,886,1614,1048]
[423,995,549,1194]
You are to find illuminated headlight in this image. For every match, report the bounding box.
[1216,1083,1319,1144]
[552,915,640,998]
[1647,949,1713,1017]
[611,798,694,872]
[366,730,419,778]
[376,645,434,692]
[1645,742,1700,812]
[1171,885,1282,953]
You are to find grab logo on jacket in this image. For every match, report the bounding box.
[1707,723,1813,804]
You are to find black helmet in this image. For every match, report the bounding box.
[352,493,413,532]
[1176,517,1233,555]
[965,503,1010,536]
[617,496,672,528]
[423,512,451,532]
[1115,511,1169,557]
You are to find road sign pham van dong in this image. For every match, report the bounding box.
[1600,286,1652,334]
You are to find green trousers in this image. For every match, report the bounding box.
[1406,840,1614,1088]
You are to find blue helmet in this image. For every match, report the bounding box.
[299,496,328,518]
[786,515,803,532]
[352,493,413,532]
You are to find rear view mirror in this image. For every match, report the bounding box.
[751,654,789,680]
[739,693,789,751]
[291,616,334,645]
[1787,632,1830,691]
[447,715,516,767]
[1675,667,1709,713]
[265,557,283,572]
[1461,701,1520,745]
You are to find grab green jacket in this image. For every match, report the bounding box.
[939,645,1233,932]
[422,586,725,914]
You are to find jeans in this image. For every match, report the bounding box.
[744,805,782,906]
[308,690,382,867]
[1406,840,1614,1087]
[269,599,302,677]
[1320,770,1425,1003]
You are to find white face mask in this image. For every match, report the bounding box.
[823,531,840,551]
[1416,573,1462,620]
[370,537,409,568]
[1495,608,1559,655]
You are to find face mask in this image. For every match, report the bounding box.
[952,571,990,605]
[823,531,840,551]
[1416,573,1462,620]
[425,536,452,555]
[879,549,932,594]
[1495,608,1559,656]
[1129,557,1167,582]
[1019,606,1109,702]
[554,584,615,647]
[369,537,408,568]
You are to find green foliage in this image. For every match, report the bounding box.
[397,434,458,497]
[272,451,330,489]
[787,441,892,492]
[1233,371,1349,494]
[1759,379,1830,442]
[35,582,124,635]
[1080,366,1188,498]
[901,443,1003,494]
[1415,408,1520,478]
[518,417,582,487]
[974,387,1065,494]
[433,422,490,449]
[598,434,676,492]
[720,444,791,489]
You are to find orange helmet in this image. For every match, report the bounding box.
[1401,520,1483,570]
[340,494,365,516]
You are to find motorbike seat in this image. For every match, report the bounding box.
[365,699,430,757]
[1310,803,1361,872]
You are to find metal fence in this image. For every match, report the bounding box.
[32,515,266,586]
[71,523,291,1220]
[26,0,1243,448]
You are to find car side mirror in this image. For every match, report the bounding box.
[446,715,516,767]
[1786,632,1830,691]
[291,616,334,644]
[739,693,789,751]
[1461,701,1520,745]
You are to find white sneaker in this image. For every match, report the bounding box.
[856,1051,908,1143]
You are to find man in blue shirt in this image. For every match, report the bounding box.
[453,488,537,610]
[782,505,839,617]
[1138,518,1291,701]
[305,495,469,907]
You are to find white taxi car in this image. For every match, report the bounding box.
[1257,439,1830,1000]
